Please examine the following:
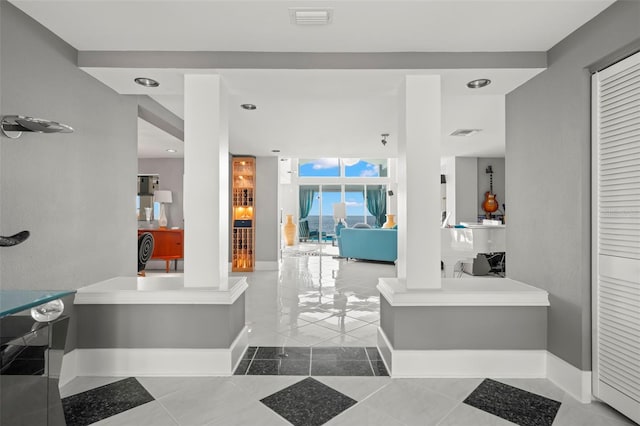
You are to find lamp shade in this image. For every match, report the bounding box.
[333,202,346,220]
[154,190,172,204]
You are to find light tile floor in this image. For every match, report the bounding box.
[65,246,637,425]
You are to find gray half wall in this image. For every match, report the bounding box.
[75,294,245,349]
[380,298,547,351]
[505,1,640,370]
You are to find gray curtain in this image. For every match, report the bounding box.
[365,186,387,227]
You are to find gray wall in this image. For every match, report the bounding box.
[138,158,184,229]
[454,157,478,223]
[0,2,138,290]
[506,1,640,370]
[255,156,278,263]
[381,298,547,350]
[75,295,245,349]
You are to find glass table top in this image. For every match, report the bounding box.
[0,290,76,318]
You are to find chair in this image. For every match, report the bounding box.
[298,220,310,242]
[138,232,154,276]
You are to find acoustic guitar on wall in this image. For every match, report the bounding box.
[482,165,499,216]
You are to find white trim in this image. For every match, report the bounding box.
[230,326,249,372]
[74,276,248,305]
[380,326,593,401]
[59,349,78,388]
[378,277,549,306]
[377,327,546,378]
[254,261,278,271]
[72,327,249,377]
[547,351,592,403]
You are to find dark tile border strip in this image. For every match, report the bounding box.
[235,346,389,377]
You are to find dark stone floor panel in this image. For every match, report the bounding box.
[261,377,357,426]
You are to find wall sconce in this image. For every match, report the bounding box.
[0,230,30,247]
[1,115,74,139]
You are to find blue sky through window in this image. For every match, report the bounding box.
[299,158,339,177]
[299,158,387,178]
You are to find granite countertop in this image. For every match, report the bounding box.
[0,290,76,318]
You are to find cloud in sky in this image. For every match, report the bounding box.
[360,164,379,177]
[345,200,362,208]
[311,158,339,169]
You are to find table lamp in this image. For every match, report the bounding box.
[154,190,172,228]
[333,202,347,236]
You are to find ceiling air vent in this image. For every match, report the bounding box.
[450,129,481,136]
[289,8,333,25]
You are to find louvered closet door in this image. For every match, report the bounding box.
[592,51,640,424]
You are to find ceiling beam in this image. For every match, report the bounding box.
[78,51,547,70]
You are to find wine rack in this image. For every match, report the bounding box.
[231,156,255,272]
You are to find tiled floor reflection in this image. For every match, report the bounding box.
[238,248,395,349]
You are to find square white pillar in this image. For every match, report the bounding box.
[183,74,229,289]
[397,75,442,289]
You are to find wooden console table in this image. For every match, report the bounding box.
[138,229,183,272]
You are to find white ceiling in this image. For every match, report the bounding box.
[10,0,615,159]
[87,67,541,158]
[12,1,613,53]
[137,118,183,158]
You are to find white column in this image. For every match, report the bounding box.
[183,74,229,289]
[397,75,442,289]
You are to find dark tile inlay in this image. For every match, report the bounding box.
[464,378,561,426]
[234,359,251,375]
[247,359,310,376]
[261,377,357,426]
[312,346,367,361]
[254,346,311,360]
[311,360,374,376]
[243,346,258,360]
[371,360,389,376]
[62,377,154,426]
[365,347,383,361]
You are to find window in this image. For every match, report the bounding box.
[299,158,388,178]
[299,158,340,177]
[345,159,388,177]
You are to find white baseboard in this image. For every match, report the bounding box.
[378,327,593,402]
[547,351,592,403]
[377,327,546,378]
[255,261,278,271]
[60,349,78,388]
[66,327,248,378]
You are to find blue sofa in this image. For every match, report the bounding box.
[337,228,397,262]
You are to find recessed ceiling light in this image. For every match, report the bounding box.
[467,79,491,89]
[241,104,257,110]
[134,77,160,88]
[166,149,177,153]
